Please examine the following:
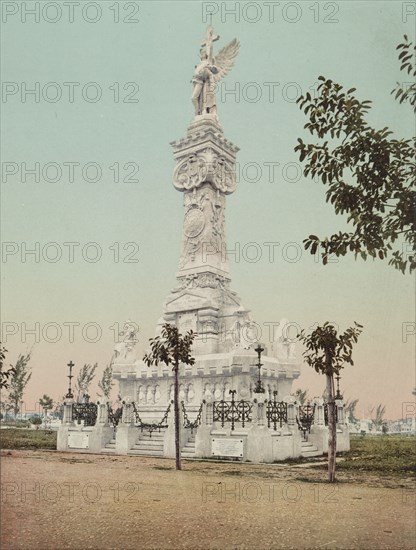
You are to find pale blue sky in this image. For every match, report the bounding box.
[1,0,415,418]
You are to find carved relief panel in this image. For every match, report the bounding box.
[173,147,236,195]
[179,185,227,271]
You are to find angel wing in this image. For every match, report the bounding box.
[213,38,240,81]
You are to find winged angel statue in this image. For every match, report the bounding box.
[191,26,240,117]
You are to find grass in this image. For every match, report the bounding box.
[0,430,414,476]
[0,428,57,450]
[337,434,416,474]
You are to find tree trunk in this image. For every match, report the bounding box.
[174,362,181,471]
[326,372,337,482]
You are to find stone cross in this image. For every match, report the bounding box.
[202,25,219,63]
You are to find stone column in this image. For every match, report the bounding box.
[57,399,75,451]
[335,400,349,452]
[287,402,296,428]
[336,400,345,424]
[309,397,327,455]
[284,396,301,457]
[89,401,114,453]
[247,395,269,463]
[121,402,134,425]
[96,401,109,426]
[115,401,136,455]
[62,399,74,425]
[205,398,214,426]
[254,395,266,427]
[195,397,213,458]
[314,398,325,426]
[200,399,209,425]
[163,402,177,458]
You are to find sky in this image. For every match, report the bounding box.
[1,0,415,420]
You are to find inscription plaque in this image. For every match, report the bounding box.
[211,438,243,457]
[68,432,89,449]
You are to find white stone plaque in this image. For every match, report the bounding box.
[211,438,243,457]
[68,432,89,449]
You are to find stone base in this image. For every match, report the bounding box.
[57,417,350,463]
[57,425,72,452]
[113,349,300,412]
[336,425,350,452]
[57,424,114,454]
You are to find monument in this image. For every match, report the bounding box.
[113,25,299,409]
[58,27,349,461]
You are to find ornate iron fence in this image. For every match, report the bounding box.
[296,404,315,440]
[132,401,172,437]
[266,396,288,430]
[107,403,123,429]
[73,403,98,427]
[213,392,252,431]
[181,401,204,433]
[324,403,338,426]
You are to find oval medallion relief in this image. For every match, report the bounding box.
[183,207,205,238]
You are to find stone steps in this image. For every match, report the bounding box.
[181,435,196,458]
[300,441,321,457]
[137,432,165,441]
[129,429,166,457]
[101,438,116,453]
[129,448,164,456]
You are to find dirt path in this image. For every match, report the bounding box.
[1,450,414,550]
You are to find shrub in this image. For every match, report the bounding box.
[30,415,42,428]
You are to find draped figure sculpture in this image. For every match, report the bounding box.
[192,26,240,117]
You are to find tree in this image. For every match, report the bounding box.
[8,353,32,419]
[98,364,114,401]
[0,400,13,421]
[52,397,65,420]
[371,403,386,431]
[298,322,363,482]
[39,394,53,428]
[293,388,309,405]
[391,36,416,110]
[344,398,359,424]
[144,324,196,471]
[0,344,15,390]
[295,36,415,274]
[74,363,97,402]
